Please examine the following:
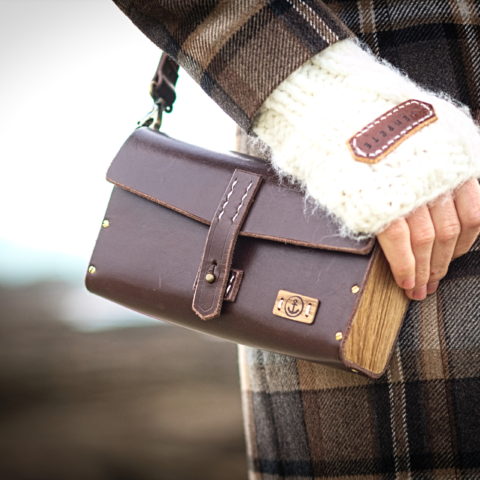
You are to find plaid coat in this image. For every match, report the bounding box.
[114,1,480,478]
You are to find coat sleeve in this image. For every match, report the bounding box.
[111,0,353,131]
[113,1,480,238]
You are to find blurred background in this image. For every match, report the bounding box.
[0,1,245,479]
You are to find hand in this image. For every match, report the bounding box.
[377,178,480,301]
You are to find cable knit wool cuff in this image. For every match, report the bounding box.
[252,38,480,238]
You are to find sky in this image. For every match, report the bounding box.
[0,0,237,284]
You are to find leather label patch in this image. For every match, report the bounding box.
[272,290,319,324]
[348,99,437,164]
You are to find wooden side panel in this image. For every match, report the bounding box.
[341,247,410,377]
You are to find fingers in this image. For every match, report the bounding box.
[405,205,435,300]
[427,193,460,294]
[377,218,416,291]
[377,178,480,302]
[453,178,480,258]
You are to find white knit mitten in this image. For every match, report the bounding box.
[252,38,480,238]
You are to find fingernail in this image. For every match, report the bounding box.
[404,289,415,301]
[402,278,416,290]
[412,285,427,300]
[427,281,439,295]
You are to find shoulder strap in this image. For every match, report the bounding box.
[140,53,180,130]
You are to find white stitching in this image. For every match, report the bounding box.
[232,181,253,223]
[225,272,236,296]
[351,100,435,157]
[218,178,237,220]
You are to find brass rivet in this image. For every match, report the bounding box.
[88,265,96,274]
[351,285,360,294]
[335,332,343,341]
[205,273,216,283]
[102,219,110,228]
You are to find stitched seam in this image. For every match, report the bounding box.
[352,100,435,157]
[218,178,238,220]
[225,272,236,296]
[232,181,253,222]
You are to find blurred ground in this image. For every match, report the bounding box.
[0,282,246,480]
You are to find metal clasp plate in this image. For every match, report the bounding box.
[272,290,319,324]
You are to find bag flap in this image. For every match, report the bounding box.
[107,128,375,255]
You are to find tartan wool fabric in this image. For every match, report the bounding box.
[112,0,353,130]
[114,0,480,477]
[236,3,480,478]
[323,0,480,120]
[238,236,480,479]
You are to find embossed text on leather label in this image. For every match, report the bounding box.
[348,99,437,164]
[272,290,319,324]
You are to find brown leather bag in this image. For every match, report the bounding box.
[86,55,410,378]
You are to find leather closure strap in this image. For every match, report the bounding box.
[192,169,263,320]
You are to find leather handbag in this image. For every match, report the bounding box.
[86,55,410,378]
